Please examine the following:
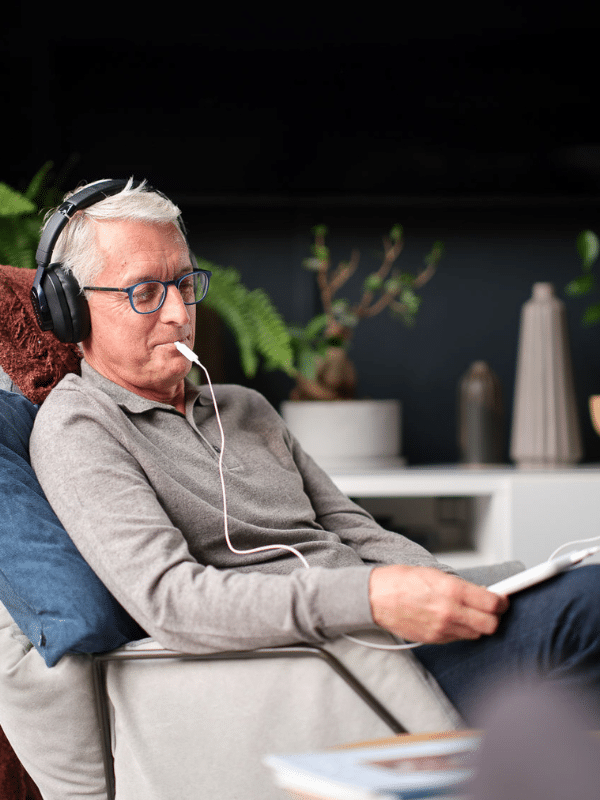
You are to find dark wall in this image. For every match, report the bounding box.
[186,199,600,465]
[4,6,600,198]
[3,6,600,464]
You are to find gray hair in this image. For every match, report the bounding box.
[44,178,185,288]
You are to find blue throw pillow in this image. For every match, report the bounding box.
[0,388,145,666]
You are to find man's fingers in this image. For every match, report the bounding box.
[369,565,510,645]
[420,596,503,642]
[449,582,509,638]
[460,580,510,615]
[456,604,504,638]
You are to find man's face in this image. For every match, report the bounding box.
[81,219,197,403]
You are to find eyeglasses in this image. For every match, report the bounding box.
[83,269,212,314]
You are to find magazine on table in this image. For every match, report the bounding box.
[263,733,480,799]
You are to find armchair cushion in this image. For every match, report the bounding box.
[0,264,81,404]
[0,388,144,667]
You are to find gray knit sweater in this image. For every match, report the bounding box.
[29,362,450,653]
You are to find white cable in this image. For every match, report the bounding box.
[175,342,310,569]
[342,634,422,650]
[547,535,600,563]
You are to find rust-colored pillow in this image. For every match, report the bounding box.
[0,724,42,800]
[0,265,81,403]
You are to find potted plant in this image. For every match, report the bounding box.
[287,224,442,400]
[565,230,600,436]
[564,230,600,324]
[280,224,442,470]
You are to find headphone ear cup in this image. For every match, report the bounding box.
[41,264,91,343]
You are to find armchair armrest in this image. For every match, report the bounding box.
[91,642,408,800]
[457,561,525,587]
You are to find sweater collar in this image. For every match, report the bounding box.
[79,360,209,414]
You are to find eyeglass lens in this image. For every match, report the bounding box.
[131,272,208,313]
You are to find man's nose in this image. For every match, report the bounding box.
[160,284,192,323]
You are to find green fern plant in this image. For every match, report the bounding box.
[0,162,60,269]
[197,258,294,378]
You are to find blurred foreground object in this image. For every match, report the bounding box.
[470,682,600,800]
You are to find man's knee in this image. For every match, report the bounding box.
[551,564,600,615]
[549,564,600,640]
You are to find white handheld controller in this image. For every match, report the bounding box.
[487,547,600,596]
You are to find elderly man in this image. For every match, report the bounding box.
[23,180,600,741]
[28,181,505,650]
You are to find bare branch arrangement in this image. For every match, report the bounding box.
[289,225,443,401]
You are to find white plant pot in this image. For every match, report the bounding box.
[280,399,403,472]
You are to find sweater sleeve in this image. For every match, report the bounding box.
[29,382,378,653]
[285,427,456,574]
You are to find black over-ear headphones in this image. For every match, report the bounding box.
[31,178,149,343]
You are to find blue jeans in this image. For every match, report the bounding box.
[413,565,600,724]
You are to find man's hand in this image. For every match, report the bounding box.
[369,565,509,644]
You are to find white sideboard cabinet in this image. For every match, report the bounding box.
[328,466,600,569]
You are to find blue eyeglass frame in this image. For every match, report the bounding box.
[83,268,212,314]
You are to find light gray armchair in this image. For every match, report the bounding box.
[86,561,523,800]
[0,264,524,800]
[1,356,524,800]
[3,560,523,800]
[91,642,406,800]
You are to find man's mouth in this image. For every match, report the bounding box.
[158,336,192,348]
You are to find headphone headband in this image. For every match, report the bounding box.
[35,179,145,270]
[30,178,156,343]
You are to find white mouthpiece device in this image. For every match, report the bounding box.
[175,341,198,363]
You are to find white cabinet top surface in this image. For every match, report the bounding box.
[329,464,600,496]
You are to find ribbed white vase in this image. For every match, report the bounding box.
[510,282,582,468]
